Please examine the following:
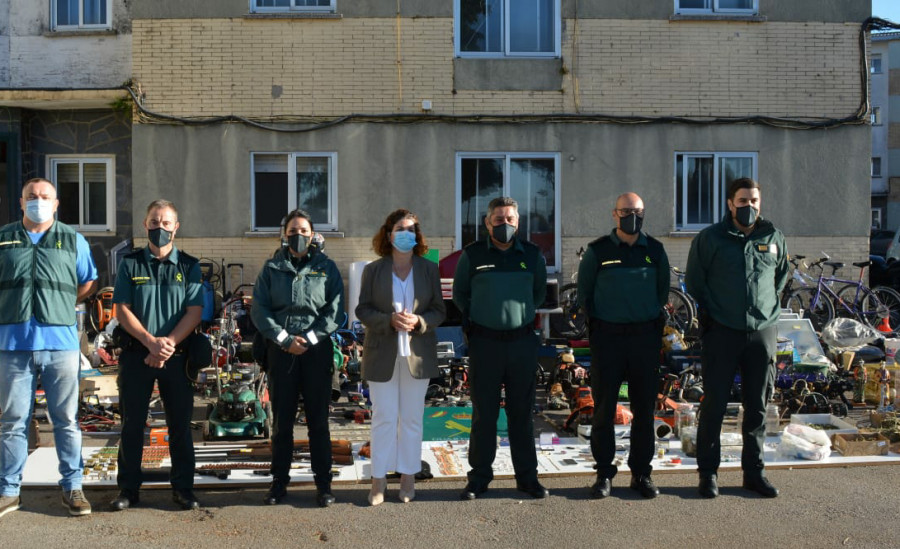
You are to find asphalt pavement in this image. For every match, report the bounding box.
[2,464,898,549]
[13,367,897,548]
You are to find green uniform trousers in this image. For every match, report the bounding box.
[466,331,539,487]
[117,350,195,494]
[697,323,776,477]
[589,319,662,479]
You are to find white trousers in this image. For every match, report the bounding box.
[368,355,429,477]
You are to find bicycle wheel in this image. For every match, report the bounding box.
[834,284,870,320]
[785,287,834,332]
[549,283,587,339]
[665,287,695,335]
[835,284,899,329]
[871,286,900,329]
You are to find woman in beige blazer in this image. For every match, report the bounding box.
[355,209,446,505]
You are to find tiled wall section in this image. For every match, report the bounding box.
[132,18,861,119]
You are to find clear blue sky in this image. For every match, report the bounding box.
[873,0,900,25]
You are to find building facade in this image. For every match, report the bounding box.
[128,0,873,289]
[872,31,899,231]
[0,0,133,284]
[4,0,870,293]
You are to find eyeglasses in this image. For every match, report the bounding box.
[616,208,645,217]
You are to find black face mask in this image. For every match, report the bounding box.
[287,233,310,254]
[618,213,643,235]
[148,227,172,248]
[734,205,758,227]
[491,223,516,244]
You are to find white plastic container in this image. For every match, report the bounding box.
[884,338,900,365]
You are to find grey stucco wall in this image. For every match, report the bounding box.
[454,58,563,91]
[131,0,868,22]
[132,122,870,240]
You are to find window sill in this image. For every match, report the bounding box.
[669,14,766,22]
[244,12,342,20]
[245,231,344,238]
[43,29,117,38]
[668,231,701,238]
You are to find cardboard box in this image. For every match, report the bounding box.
[790,414,858,436]
[832,433,890,456]
[79,375,118,399]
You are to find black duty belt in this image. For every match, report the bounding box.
[468,322,533,341]
[591,318,660,335]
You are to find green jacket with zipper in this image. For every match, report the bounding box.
[685,213,789,332]
[251,247,346,347]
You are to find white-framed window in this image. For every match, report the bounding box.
[251,152,338,232]
[48,156,116,232]
[873,157,883,178]
[872,106,882,126]
[872,54,883,75]
[675,152,757,230]
[455,0,561,58]
[251,0,336,13]
[674,0,758,15]
[456,152,560,270]
[51,0,112,30]
[872,208,883,230]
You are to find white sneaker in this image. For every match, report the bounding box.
[0,495,21,518]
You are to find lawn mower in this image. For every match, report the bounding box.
[204,291,271,440]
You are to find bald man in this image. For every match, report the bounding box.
[0,178,97,518]
[577,192,670,499]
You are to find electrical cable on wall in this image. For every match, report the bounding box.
[124,17,900,133]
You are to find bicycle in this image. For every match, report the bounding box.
[785,256,900,331]
[834,261,900,329]
[778,254,819,307]
[550,247,588,339]
[667,267,696,336]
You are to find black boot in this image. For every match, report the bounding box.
[264,480,288,505]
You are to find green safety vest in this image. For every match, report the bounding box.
[0,221,78,325]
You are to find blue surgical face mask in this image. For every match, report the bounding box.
[392,230,417,253]
[24,199,55,224]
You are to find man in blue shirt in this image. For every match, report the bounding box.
[0,178,98,518]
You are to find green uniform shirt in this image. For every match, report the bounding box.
[576,229,670,324]
[112,246,203,337]
[685,214,789,332]
[251,247,346,345]
[452,237,547,331]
